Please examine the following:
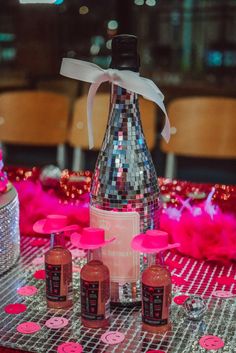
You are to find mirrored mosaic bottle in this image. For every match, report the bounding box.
[90,34,160,305]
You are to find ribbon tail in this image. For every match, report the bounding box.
[87,77,107,149]
[158,100,171,143]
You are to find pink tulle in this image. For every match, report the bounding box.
[14,181,89,237]
[160,207,236,263]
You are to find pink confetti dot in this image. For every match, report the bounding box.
[4,303,27,314]
[17,286,38,297]
[57,342,83,353]
[173,294,190,305]
[100,331,125,345]
[17,322,41,334]
[33,269,46,280]
[147,351,166,353]
[199,335,224,350]
[45,317,69,329]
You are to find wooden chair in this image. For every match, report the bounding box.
[68,93,157,170]
[0,90,70,168]
[161,97,236,179]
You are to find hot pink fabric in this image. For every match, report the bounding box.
[14,181,89,237]
[161,207,236,264]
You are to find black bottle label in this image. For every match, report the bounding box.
[46,263,66,302]
[142,283,168,326]
[81,279,105,321]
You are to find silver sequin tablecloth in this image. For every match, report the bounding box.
[0,237,236,353]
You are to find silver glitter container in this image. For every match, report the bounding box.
[0,185,20,274]
[90,85,160,305]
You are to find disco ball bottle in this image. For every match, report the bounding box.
[90,34,160,305]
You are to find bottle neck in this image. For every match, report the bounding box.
[87,248,102,262]
[146,252,165,267]
[50,233,66,248]
[111,84,139,106]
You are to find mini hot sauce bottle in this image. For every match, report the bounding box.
[45,233,73,309]
[71,227,116,328]
[33,215,79,309]
[131,230,179,333]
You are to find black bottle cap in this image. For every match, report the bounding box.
[110,34,140,72]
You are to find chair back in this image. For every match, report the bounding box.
[0,90,70,145]
[161,97,236,178]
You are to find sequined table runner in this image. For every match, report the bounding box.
[0,236,235,353]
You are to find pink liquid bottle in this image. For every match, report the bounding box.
[71,227,116,328]
[33,214,79,309]
[45,233,73,309]
[131,230,179,333]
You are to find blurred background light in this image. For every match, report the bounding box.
[146,0,157,6]
[19,0,55,3]
[79,6,89,15]
[0,33,15,42]
[134,0,145,5]
[107,20,118,31]
[19,0,64,3]
[106,39,112,50]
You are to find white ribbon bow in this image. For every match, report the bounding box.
[60,58,170,149]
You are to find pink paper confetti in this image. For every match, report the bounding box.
[172,275,188,286]
[33,269,46,280]
[45,317,69,329]
[30,238,47,247]
[4,303,27,314]
[147,351,166,353]
[215,276,236,286]
[173,294,190,305]
[213,290,236,298]
[199,335,224,350]
[57,342,83,353]
[101,331,125,345]
[17,322,41,334]
[32,257,44,266]
[17,286,38,297]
